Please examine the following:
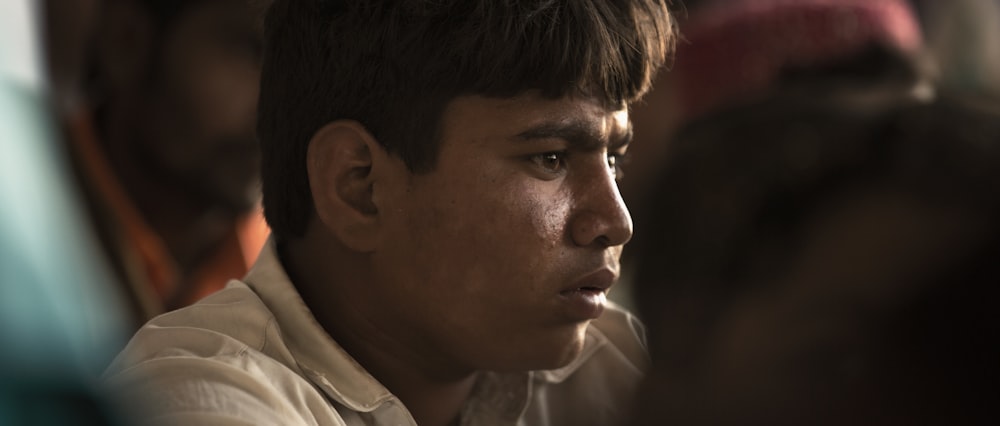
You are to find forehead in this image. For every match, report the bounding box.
[439,93,630,144]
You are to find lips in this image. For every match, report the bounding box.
[561,267,615,292]
[558,268,617,321]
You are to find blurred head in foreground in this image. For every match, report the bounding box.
[631,91,1000,425]
[73,0,271,316]
[93,0,267,213]
[624,0,927,216]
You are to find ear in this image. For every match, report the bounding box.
[307,120,385,252]
[95,0,155,92]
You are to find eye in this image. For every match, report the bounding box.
[608,152,628,179]
[532,151,568,175]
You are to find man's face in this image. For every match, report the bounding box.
[134,0,263,213]
[372,93,633,372]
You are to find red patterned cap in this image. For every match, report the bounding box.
[673,0,923,122]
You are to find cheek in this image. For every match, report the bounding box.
[538,193,571,247]
[403,176,571,283]
[464,178,569,252]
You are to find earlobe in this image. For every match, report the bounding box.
[307,120,383,252]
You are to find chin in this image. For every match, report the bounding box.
[475,323,591,372]
[524,324,591,371]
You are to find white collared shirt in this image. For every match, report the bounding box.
[104,241,648,425]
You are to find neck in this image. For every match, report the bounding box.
[284,228,478,426]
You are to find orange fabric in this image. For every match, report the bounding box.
[69,111,269,312]
[182,211,271,306]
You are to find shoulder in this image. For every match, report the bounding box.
[107,281,277,365]
[103,282,345,425]
[105,351,331,425]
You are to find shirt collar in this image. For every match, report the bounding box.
[243,239,394,412]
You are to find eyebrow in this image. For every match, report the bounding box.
[515,119,633,151]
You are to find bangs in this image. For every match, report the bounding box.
[354,0,675,106]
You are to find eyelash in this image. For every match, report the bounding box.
[608,152,626,179]
[533,152,567,174]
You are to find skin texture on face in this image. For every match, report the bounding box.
[132,0,263,214]
[365,93,634,374]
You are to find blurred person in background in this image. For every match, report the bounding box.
[629,88,1000,424]
[1,0,130,423]
[611,0,930,310]
[75,0,270,324]
[625,0,927,228]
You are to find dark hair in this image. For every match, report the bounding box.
[258,0,676,239]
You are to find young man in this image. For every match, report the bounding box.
[105,1,675,425]
[73,0,270,323]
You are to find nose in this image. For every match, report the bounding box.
[570,164,634,248]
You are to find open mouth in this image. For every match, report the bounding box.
[563,286,605,295]
[561,268,616,295]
